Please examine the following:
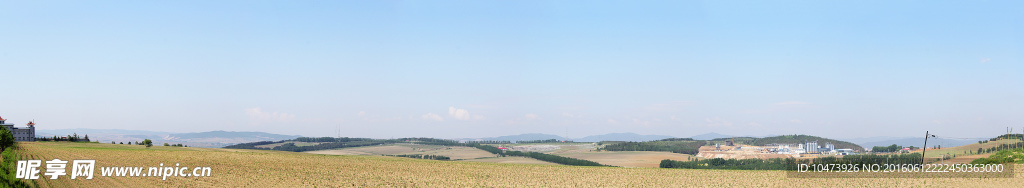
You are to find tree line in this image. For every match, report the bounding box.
[502,150,606,166]
[871,144,918,153]
[746,135,862,151]
[660,158,794,170]
[464,140,512,144]
[660,153,924,170]
[383,154,451,160]
[516,139,559,143]
[600,141,705,155]
[450,144,607,166]
[976,142,1024,154]
[657,138,694,141]
[35,133,91,142]
[271,141,397,152]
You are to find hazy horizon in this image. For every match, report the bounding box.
[3,1,1021,140]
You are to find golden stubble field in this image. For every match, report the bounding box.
[304,144,498,160]
[10,142,1024,187]
[556,151,696,168]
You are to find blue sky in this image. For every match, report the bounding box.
[1,1,1021,139]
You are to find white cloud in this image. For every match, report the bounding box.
[357,111,366,116]
[524,113,539,120]
[562,113,581,118]
[607,119,618,124]
[244,108,295,122]
[448,106,471,120]
[789,119,803,123]
[981,58,991,63]
[421,113,444,121]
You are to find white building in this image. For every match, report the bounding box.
[804,141,819,154]
[0,116,35,141]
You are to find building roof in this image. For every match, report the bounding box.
[27,121,34,126]
[0,116,5,121]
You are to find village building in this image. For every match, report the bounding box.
[0,116,35,141]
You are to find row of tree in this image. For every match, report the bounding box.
[271,141,395,152]
[871,144,918,153]
[503,151,606,166]
[516,139,559,143]
[660,158,794,170]
[35,133,90,142]
[660,153,924,170]
[747,135,862,151]
[163,143,187,147]
[464,140,512,144]
[458,144,606,166]
[294,137,380,143]
[112,139,154,147]
[601,141,705,155]
[657,138,694,141]
[977,142,1024,154]
[383,154,451,160]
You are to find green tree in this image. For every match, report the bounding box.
[143,139,153,148]
[164,143,170,146]
[0,126,14,153]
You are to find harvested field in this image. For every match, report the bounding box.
[410,146,498,160]
[462,156,560,165]
[934,153,994,164]
[11,142,1024,187]
[556,151,696,168]
[303,144,496,160]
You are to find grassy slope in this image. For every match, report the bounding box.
[10,141,1024,187]
[916,139,1022,159]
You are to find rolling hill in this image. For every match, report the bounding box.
[573,133,675,142]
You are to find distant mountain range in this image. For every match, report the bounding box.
[574,133,674,142]
[36,129,300,148]
[688,132,734,140]
[465,133,675,142]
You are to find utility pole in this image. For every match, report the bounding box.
[922,131,929,165]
